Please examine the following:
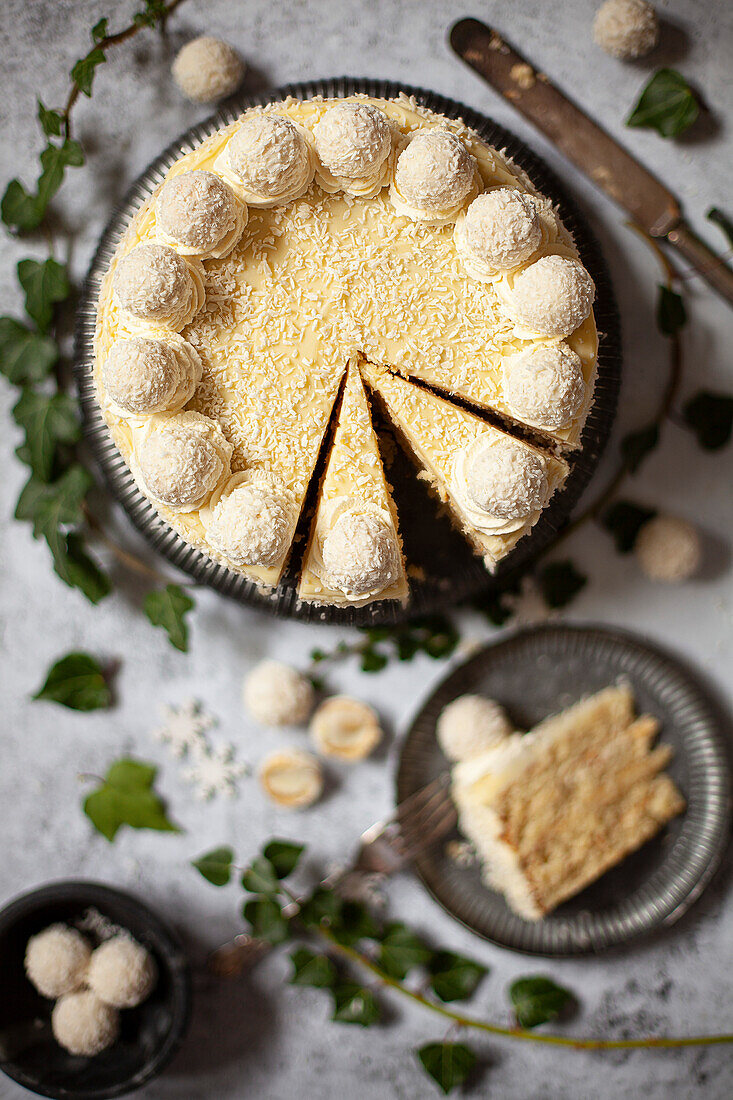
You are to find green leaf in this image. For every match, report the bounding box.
[428,950,487,1003]
[537,560,587,610]
[17,258,70,333]
[707,207,733,248]
[627,69,699,138]
[682,390,733,451]
[509,975,574,1029]
[330,900,380,947]
[134,0,168,28]
[91,17,109,42]
[243,895,290,945]
[36,140,85,214]
[49,531,111,604]
[299,885,343,929]
[360,646,388,673]
[241,856,280,895]
[417,1042,477,1094]
[143,584,194,652]
[331,983,380,1026]
[1,179,44,231]
[12,389,80,481]
[288,947,337,988]
[33,651,111,711]
[601,501,657,554]
[0,318,58,384]
[71,47,106,97]
[378,922,433,980]
[621,424,659,473]
[656,284,686,337]
[192,846,235,886]
[263,840,304,879]
[15,464,92,539]
[83,757,180,842]
[37,100,64,137]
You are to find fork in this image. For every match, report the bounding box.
[208,773,456,977]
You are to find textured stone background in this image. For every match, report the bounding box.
[1,1,732,1097]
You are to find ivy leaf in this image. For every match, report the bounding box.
[263,840,304,879]
[15,464,92,539]
[601,501,657,554]
[428,951,487,1003]
[299,885,343,930]
[627,69,699,138]
[289,947,337,989]
[33,651,111,711]
[331,983,380,1026]
[241,856,280,896]
[416,1042,477,1094]
[682,391,733,451]
[360,646,388,673]
[706,207,733,248]
[37,100,64,137]
[509,976,574,1029]
[656,285,686,337]
[0,318,58,384]
[71,48,106,97]
[379,922,433,980]
[83,758,180,842]
[91,17,109,42]
[537,560,587,610]
[243,895,290,945]
[36,140,85,214]
[330,900,380,947]
[17,258,70,333]
[12,389,80,481]
[134,0,168,28]
[1,179,44,231]
[192,846,235,886]
[49,531,111,604]
[621,424,659,473]
[143,584,194,652]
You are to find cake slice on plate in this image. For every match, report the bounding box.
[359,358,567,571]
[450,685,686,920]
[298,360,408,607]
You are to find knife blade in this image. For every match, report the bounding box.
[450,17,733,306]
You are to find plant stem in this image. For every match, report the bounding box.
[82,503,170,582]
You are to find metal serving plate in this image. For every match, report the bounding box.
[74,78,621,626]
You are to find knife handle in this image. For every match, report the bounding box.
[665,221,733,307]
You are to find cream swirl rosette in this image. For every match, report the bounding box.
[200,469,297,570]
[451,434,550,537]
[309,494,401,599]
[100,332,203,419]
[389,128,479,224]
[313,101,396,199]
[112,242,205,331]
[154,169,247,259]
[495,253,596,340]
[130,410,232,513]
[214,111,316,207]
[501,342,586,430]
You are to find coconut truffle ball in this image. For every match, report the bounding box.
[309,696,382,761]
[635,515,701,582]
[437,695,513,761]
[172,36,245,103]
[24,924,91,999]
[226,113,314,204]
[502,342,586,430]
[314,102,392,179]
[593,0,659,59]
[101,335,202,416]
[87,935,157,1009]
[321,508,400,597]
[392,129,476,218]
[51,990,120,1057]
[156,170,246,256]
[454,189,542,278]
[500,255,595,339]
[112,242,203,328]
[207,477,295,569]
[137,413,231,511]
[461,436,549,519]
[259,750,323,808]
[244,660,314,726]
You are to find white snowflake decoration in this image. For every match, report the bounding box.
[182,741,248,800]
[154,699,215,759]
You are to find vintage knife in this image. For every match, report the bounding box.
[450,17,733,306]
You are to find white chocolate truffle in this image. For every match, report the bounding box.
[437,695,513,761]
[24,924,91,999]
[112,243,204,329]
[156,170,246,258]
[87,935,157,1009]
[460,436,549,520]
[259,750,323,809]
[309,696,382,761]
[136,412,232,511]
[172,36,245,103]
[391,128,477,221]
[502,343,585,430]
[314,102,392,183]
[593,0,659,59]
[635,515,701,582]
[499,255,595,339]
[225,113,314,205]
[454,189,542,279]
[243,660,314,726]
[101,335,202,416]
[207,475,295,569]
[321,507,400,598]
[51,991,120,1057]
